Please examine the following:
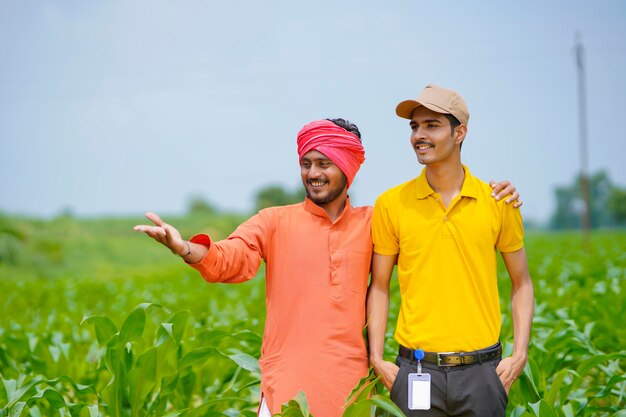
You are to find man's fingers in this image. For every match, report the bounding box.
[145,211,165,227]
[496,185,515,200]
[386,363,400,391]
[134,225,167,240]
[147,230,165,241]
[490,181,510,199]
[504,191,520,204]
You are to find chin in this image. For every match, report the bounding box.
[308,195,331,205]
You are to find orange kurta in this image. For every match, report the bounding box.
[189,197,371,417]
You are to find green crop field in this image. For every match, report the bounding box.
[1,213,625,417]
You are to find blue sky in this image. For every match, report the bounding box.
[1,1,625,224]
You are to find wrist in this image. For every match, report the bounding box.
[176,241,192,258]
[369,355,386,366]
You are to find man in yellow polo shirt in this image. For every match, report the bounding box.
[367,84,534,416]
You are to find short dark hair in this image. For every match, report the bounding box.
[444,113,463,150]
[327,118,362,142]
[444,113,461,133]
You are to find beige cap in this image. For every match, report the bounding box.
[395,84,469,125]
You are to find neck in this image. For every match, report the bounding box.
[425,162,465,206]
[319,191,348,222]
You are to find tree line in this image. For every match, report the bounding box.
[550,170,626,229]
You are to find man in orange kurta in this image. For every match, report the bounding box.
[189,194,371,415]
[135,118,371,416]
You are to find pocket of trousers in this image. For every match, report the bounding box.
[389,360,406,400]
[489,360,509,398]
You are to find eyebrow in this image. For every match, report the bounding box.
[410,118,443,126]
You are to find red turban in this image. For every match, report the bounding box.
[296,120,365,188]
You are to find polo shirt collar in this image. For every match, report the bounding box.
[414,164,480,200]
[459,165,480,199]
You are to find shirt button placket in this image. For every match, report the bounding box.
[328,224,342,299]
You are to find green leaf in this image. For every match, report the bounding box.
[29,404,42,417]
[230,330,263,344]
[162,411,187,417]
[2,378,17,402]
[156,323,174,347]
[84,405,99,417]
[576,351,626,376]
[8,401,26,417]
[3,379,40,411]
[545,368,579,406]
[342,400,372,417]
[48,346,61,362]
[160,373,179,396]
[168,310,189,344]
[280,391,310,417]
[81,316,117,345]
[518,360,541,404]
[128,347,158,417]
[528,400,557,417]
[28,388,66,409]
[594,374,626,398]
[179,347,225,369]
[368,394,406,416]
[510,405,528,417]
[292,391,310,417]
[228,352,260,375]
[344,368,377,405]
[561,403,574,417]
[119,306,147,344]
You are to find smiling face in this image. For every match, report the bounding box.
[409,106,467,166]
[300,150,348,206]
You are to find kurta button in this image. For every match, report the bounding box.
[443,216,448,221]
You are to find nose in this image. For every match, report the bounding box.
[413,125,426,140]
[308,164,322,179]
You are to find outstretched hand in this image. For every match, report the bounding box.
[133,212,187,255]
[489,180,523,208]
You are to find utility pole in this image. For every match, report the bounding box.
[575,32,591,247]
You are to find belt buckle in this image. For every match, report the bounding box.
[436,351,456,366]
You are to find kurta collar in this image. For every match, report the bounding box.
[303,196,352,221]
[414,164,479,200]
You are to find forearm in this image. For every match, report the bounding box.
[367,283,391,364]
[510,276,534,357]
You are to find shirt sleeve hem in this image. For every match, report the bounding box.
[187,234,218,269]
[373,246,399,256]
[498,241,524,253]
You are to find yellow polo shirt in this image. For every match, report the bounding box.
[372,165,524,352]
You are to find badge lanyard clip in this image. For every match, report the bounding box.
[414,349,424,374]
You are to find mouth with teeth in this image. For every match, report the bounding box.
[415,141,434,152]
[308,180,328,187]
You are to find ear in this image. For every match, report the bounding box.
[454,124,467,146]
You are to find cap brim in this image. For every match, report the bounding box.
[395,100,420,119]
[395,99,453,119]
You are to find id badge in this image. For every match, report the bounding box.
[407,372,431,410]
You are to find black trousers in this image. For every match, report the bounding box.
[390,355,508,417]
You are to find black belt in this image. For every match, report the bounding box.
[398,342,502,367]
